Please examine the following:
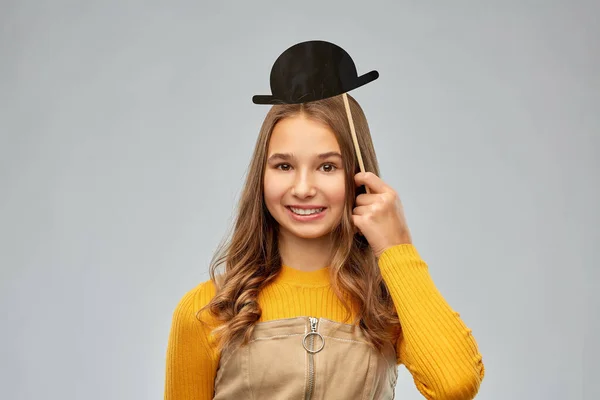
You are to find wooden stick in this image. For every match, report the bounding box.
[342,93,370,194]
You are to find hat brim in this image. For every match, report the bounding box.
[252,70,379,105]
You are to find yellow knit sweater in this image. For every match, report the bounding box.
[164,244,485,399]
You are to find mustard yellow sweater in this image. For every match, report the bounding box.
[164,244,485,399]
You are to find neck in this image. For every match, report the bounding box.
[278,230,333,272]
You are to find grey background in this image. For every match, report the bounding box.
[1,1,598,399]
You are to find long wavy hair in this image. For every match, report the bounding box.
[197,93,401,354]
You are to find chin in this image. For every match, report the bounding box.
[278,219,335,240]
[284,226,331,240]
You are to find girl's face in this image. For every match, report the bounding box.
[264,114,346,241]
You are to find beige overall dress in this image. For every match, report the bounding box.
[212,316,399,399]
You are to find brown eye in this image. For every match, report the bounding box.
[320,163,337,173]
[276,163,291,171]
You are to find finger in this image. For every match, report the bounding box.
[354,172,393,194]
[351,214,362,230]
[354,193,384,206]
[352,205,371,216]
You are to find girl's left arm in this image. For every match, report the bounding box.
[352,172,484,399]
[378,244,485,400]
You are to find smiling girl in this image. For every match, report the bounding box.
[163,94,485,399]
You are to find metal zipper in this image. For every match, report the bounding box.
[303,317,324,400]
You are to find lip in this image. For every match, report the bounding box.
[286,206,327,221]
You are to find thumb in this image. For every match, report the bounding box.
[352,220,363,236]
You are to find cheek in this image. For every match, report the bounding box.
[326,178,347,207]
[263,172,285,206]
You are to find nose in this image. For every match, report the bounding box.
[291,170,317,198]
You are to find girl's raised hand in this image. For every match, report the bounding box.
[352,172,412,258]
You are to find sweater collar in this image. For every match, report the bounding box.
[275,264,331,287]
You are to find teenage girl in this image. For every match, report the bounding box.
[164,94,485,399]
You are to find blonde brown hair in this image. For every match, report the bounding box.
[198,93,401,354]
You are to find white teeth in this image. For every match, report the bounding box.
[290,207,324,215]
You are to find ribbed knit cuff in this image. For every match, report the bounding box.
[377,244,425,270]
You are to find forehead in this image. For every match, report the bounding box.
[268,115,340,153]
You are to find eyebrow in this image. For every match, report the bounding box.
[267,151,342,163]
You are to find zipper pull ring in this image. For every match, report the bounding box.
[302,317,325,354]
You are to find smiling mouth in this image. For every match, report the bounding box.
[286,206,327,216]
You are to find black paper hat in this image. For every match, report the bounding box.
[252,40,379,105]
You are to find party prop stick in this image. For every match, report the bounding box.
[342,92,370,194]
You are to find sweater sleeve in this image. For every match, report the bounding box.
[377,244,485,400]
[164,281,220,400]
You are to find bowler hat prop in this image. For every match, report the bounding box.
[252,40,379,105]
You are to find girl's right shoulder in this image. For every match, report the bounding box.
[175,277,220,315]
[169,278,223,353]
